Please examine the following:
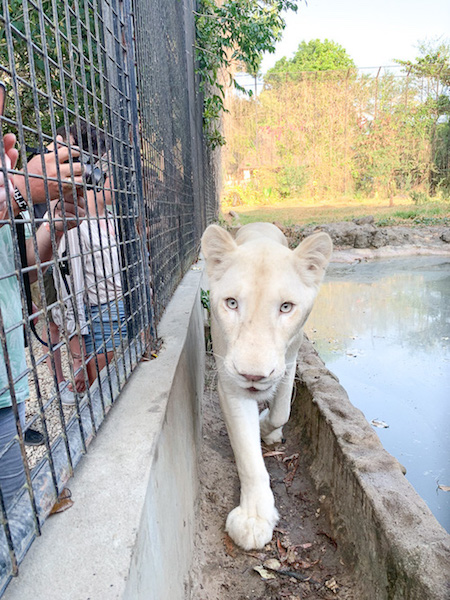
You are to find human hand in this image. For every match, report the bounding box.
[49,189,86,233]
[0,133,18,215]
[15,135,84,205]
[70,360,87,393]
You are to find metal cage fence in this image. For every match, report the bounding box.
[0,0,217,594]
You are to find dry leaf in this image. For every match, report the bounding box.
[282,453,300,464]
[224,533,237,557]
[50,488,73,515]
[371,419,389,429]
[264,558,281,571]
[263,450,285,458]
[438,485,450,492]
[325,577,339,593]
[277,537,287,561]
[253,565,276,580]
[286,546,297,564]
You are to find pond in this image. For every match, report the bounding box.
[305,255,450,533]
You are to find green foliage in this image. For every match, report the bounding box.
[267,38,355,77]
[395,40,450,195]
[223,166,307,204]
[194,0,299,149]
[410,190,429,205]
[389,202,449,225]
[276,165,308,196]
[224,178,280,205]
[0,1,103,149]
[395,39,450,86]
[200,289,210,312]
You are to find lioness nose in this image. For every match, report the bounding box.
[241,373,265,382]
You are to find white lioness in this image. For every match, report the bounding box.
[201,222,332,550]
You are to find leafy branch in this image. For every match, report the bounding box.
[194,0,299,149]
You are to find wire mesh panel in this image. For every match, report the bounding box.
[0,0,217,593]
[133,0,218,322]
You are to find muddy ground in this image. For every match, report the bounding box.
[190,353,359,600]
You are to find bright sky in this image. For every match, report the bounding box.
[260,0,450,72]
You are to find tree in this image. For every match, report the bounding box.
[395,39,450,195]
[395,39,450,87]
[0,1,104,150]
[268,38,355,77]
[194,0,300,148]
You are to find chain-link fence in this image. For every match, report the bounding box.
[0,0,218,593]
[223,67,450,204]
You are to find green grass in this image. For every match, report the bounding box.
[225,199,450,228]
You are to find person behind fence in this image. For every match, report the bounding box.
[52,127,127,387]
[19,129,87,410]
[0,132,85,511]
[34,122,108,404]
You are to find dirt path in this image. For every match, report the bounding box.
[190,354,358,600]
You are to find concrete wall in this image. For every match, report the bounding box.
[294,338,450,600]
[3,262,205,600]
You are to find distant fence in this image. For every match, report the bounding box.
[224,67,450,203]
[0,0,217,594]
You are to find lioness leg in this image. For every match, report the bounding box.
[259,360,296,445]
[218,381,279,550]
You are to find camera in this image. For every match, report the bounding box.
[79,150,105,188]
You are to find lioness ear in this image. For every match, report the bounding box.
[201,224,237,281]
[293,232,333,286]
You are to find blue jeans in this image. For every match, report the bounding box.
[0,403,26,511]
[83,300,127,356]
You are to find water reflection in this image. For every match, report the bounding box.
[305,256,450,532]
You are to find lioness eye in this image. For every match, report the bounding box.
[280,302,293,313]
[226,298,238,310]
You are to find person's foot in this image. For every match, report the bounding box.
[58,381,75,406]
[24,428,45,446]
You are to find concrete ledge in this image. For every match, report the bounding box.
[4,262,205,600]
[294,338,450,600]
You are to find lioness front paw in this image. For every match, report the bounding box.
[225,505,279,550]
[259,408,284,445]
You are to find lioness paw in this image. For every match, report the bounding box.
[225,505,279,550]
[262,427,284,445]
[259,408,284,445]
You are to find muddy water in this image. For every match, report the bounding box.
[305,256,450,532]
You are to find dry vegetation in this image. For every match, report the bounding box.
[222,67,450,223]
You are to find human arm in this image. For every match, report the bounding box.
[0,133,19,221]
[25,193,86,282]
[69,334,87,393]
[12,136,83,216]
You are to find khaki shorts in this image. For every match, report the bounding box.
[30,267,57,323]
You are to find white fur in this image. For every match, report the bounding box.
[201,222,332,550]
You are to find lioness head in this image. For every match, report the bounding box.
[202,223,332,399]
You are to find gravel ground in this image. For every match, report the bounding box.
[24,319,77,470]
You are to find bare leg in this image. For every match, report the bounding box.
[43,321,64,384]
[86,350,114,386]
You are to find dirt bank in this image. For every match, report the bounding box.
[280,217,450,261]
